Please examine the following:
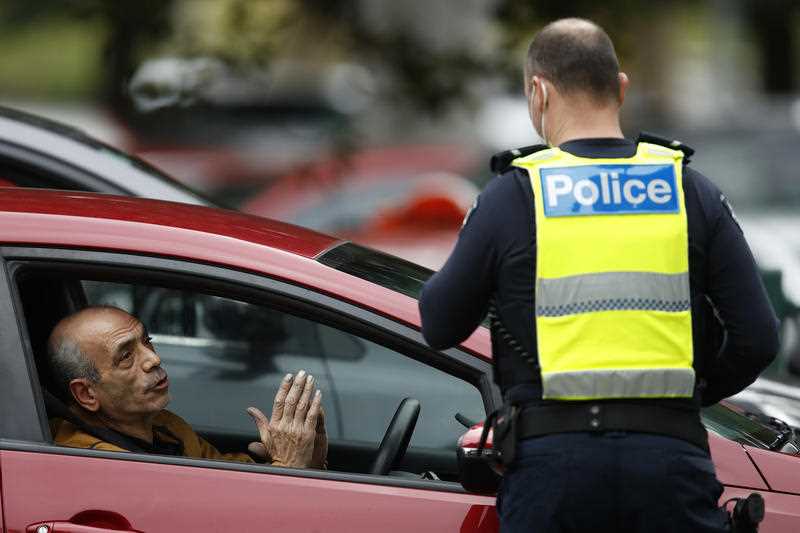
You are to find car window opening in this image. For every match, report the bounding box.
[12,264,486,484]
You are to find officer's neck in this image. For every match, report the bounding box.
[546,99,624,147]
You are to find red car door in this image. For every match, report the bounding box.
[1,449,497,533]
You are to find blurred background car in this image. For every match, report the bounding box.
[240,144,481,269]
[0,102,478,269]
[125,56,359,202]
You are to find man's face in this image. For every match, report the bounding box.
[78,309,170,421]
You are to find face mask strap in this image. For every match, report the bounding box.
[540,82,549,146]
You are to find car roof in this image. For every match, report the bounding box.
[0,106,211,206]
[0,188,338,258]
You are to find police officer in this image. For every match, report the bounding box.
[419,18,779,533]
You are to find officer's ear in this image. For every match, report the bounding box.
[617,72,629,106]
[69,378,101,412]
[531,76,548,109]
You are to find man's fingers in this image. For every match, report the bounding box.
[282,369,307,420]
[304,390,322,433]
[270,373,294,425]
[293,374,316,424]
[316,405,326,432]
[247,406,271,442]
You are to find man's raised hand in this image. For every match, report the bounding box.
[246,370,323,468]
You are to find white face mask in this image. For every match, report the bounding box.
[537,82,549,146]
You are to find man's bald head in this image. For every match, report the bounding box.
[48,306,132,401]
[526,18,621,103]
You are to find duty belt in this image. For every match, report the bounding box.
[516,402,709,452]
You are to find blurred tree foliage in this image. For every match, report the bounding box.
[747,0,800,93]
[169,0,486,113]
[0,0,173,110]
[196,0,667,113]
[493,1,736,91]
[164,0,710,113]
[0,0,797,112]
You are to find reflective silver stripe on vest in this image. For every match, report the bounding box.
[537,271,690,317]
[542,367,696,399]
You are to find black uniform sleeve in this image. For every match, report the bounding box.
[419,181,500,349]
[694,172,780,405]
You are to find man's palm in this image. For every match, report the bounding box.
[246,371,327,468]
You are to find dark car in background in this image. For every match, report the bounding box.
[0,105,211,205]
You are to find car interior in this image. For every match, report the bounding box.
[12,261,487,485]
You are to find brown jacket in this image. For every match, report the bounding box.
[50,409,254,463]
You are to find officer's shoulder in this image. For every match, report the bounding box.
[489,144,550,175]
[461,161,530,230]
[481,164,532,204]
[636,131,695,164]
[682,164,734,224]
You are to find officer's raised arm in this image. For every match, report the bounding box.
[419,188,496,349]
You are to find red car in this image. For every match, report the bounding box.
[0,189,797,532]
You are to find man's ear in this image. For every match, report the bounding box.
[618,72,629,105]
[69,378,100,412]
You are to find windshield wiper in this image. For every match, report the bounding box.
[744,411,796,451]
[764,417,794,451]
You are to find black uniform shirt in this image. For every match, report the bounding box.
[420,138,780,407]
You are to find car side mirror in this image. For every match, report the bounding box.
[457,422,501,495]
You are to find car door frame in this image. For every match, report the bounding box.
[0,244,501,493]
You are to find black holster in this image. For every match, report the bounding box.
[728,493,765,533]
[478,403,520,473]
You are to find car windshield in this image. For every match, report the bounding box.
[318,242,434,300]
[320,243,792,452]
[701,403,786,450]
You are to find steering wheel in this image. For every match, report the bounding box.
[369,398,421,475]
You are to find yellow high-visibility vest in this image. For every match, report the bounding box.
[512,142,694,400]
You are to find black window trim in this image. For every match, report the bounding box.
[1,246,499,492]
[0,255,47,442]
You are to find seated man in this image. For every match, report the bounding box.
[47,305,327,469]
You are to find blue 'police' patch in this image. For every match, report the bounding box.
[540,164,679,217]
